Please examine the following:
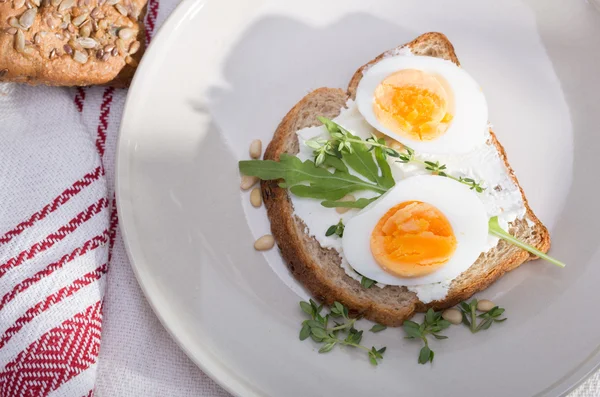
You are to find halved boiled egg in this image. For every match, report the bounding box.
[342,175,489,286]
[355,55,488,154]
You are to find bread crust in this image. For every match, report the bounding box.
[262,32,550,326]
[0,0,146,86]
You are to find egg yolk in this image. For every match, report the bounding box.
[370,201,457,278]
[373,69,453,141]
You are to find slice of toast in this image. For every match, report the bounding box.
[261,32,550,327]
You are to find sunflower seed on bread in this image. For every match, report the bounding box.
[0,0,147,86]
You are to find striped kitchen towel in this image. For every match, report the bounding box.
[0,82,109,396]
[0,2,161,395]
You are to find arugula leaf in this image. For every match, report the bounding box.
[239,154,387,201]
[374,146,395,189]
[308,117,489,197]
[320,197,378,209]
[322,155,348,173]
[319,117,395,190]
[343,137,380,184]
[240,119,396,205]
[488,216,565,268]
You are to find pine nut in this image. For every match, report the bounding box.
[442,308,463,325]
[249,139,262,159]
[240,175,258,190]
[254,235,274,251]
[250,187,262,208]
[335,194,356,214]
[477,299,495,312]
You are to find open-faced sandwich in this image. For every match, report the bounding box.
[239,33,564,357]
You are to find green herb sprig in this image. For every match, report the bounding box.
[422,161,485,193]
[325,219,345,238]
[360,276,376,289]
[239,118,395,209]
[299,300,386,365]
[352,269,376,289]
[321,196,378,210]
[239,154,387,202]
[458,299,507,333]
[314,117,485,193]
[316,117,395,195]
[403,308,451,364]
[370,324,387,333]
[489,216,565,268]
[239,119,565,268]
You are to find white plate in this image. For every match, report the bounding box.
[116,0,600,396]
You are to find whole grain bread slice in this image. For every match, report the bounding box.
[261,32,550,327]
[0,0,146,86]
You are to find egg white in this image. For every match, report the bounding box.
[342,175,489,286]
[356,55,488,154]
[290,99,527,302]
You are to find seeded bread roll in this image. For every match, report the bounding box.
[0,0,146,86]
[261,32,550,327]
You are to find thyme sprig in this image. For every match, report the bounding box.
[309,117,486,193]
[325,219,345,238]
[403,308,452,364]
[458,299,507,333]
[299,300,386,365]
